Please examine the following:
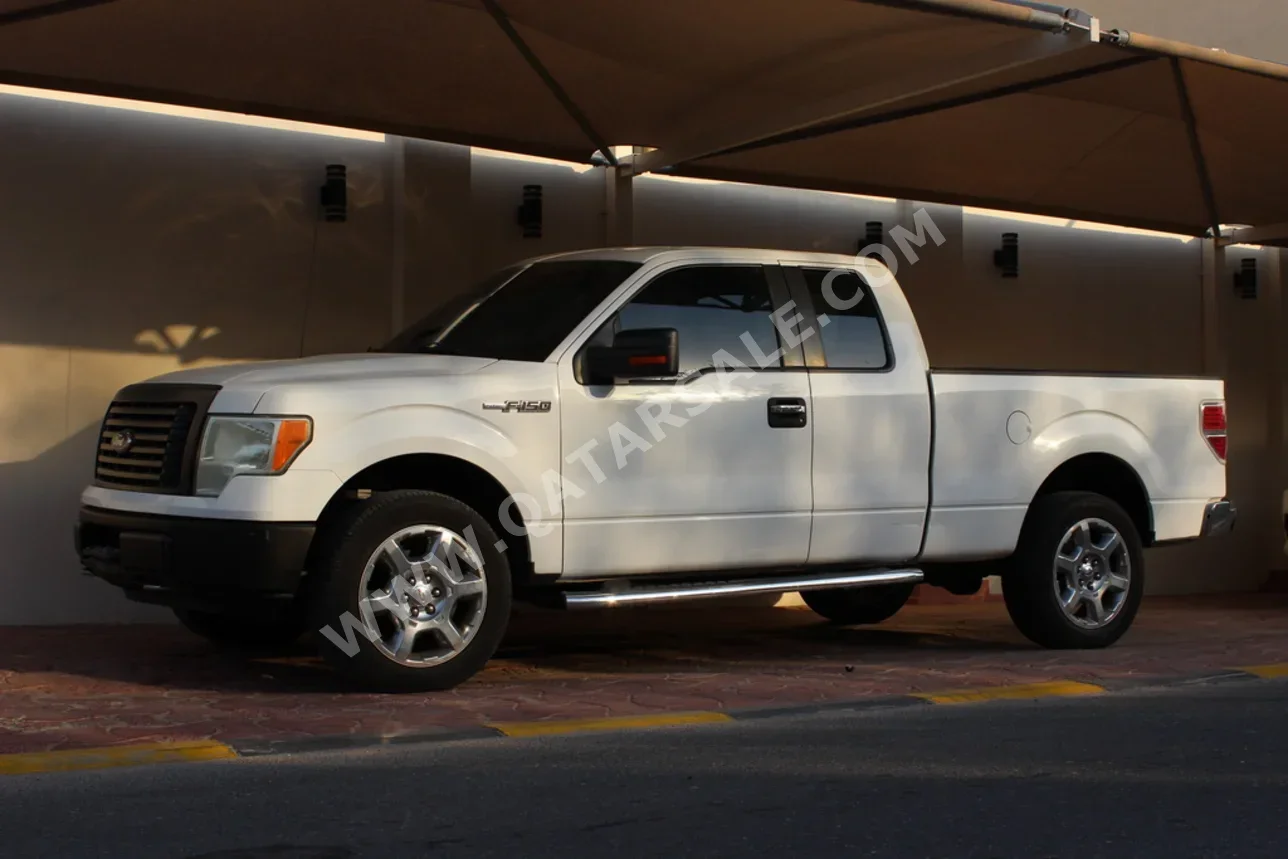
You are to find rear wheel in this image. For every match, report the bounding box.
[310,490,512,692]
[802,581,916,625]
[1003,491,1143,649]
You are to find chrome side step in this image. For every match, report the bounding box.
[561,568,923,609]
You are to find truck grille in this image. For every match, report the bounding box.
[95,402,197,491]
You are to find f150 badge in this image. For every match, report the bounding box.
[482,400,551,414]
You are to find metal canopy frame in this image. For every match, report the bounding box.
[629,25,1110,175]
[3,0,1288,239]
[478,0,618,167]
[0,0,116,27]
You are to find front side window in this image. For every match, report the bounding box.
[382,260,642,362]
[800,267,891,370]
[610,265,783,376]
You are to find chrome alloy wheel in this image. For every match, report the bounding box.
[357,524,488,667]
[1052,517,1131,629]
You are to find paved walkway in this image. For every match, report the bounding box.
[2,595,1286,754]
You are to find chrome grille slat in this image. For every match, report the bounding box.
[104,418,174,429]
[96,454,165,469]
[99,443,167,456]
[101,431,168,443]
[94,399,197,493]
[95,467,163,483]
[104,406,182,417]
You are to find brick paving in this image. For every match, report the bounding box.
[2,594,1287,754]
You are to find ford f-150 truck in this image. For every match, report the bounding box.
[76,247,1236,690]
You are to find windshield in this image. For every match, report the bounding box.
[381,260,642,362]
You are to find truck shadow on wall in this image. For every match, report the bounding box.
[0,421,173,626]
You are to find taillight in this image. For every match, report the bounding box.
[1201,401,1227,463]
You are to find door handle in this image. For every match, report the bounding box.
[767,397,807,428]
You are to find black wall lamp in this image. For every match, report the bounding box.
[517,184,543,238]
[862,221,884,257]
[319,164,347,222]
[1234,258,1258,300]
[994,232,1019,278]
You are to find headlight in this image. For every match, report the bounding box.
[195,416,312,497]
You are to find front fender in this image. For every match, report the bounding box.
[302,404,551,521]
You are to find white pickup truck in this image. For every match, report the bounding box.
[76,247,1235,690]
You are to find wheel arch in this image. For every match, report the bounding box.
[314,453,537,587]
[1030,453,1154,546]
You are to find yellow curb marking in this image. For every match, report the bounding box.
[1238,663,1288,679]
[0,740,237,776]
[488,711,733,738]
[914,680,1106,705]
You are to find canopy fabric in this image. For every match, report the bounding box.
[1,0,1286,236]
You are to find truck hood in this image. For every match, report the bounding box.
[147,353,498,389]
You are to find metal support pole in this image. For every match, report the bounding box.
[604,161,634,246]
[1267,248,1288,575]
[390,135,407,334]
[1201,237,1226,378]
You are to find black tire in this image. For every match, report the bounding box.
[1003,491,1144,649]
[173,605,309,652]
[801,581,916,625]
[310,490,512,692]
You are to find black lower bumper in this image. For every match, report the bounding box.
[76,506,315,609]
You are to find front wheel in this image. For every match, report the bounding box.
[802,581,916,625]
[1002,491,1144,649]
[310,490,512,692]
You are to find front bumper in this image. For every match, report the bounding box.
[1200,499,1237,537]
[76,505,315,609]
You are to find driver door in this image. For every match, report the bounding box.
[556,261,814,578]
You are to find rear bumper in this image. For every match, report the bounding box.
[75,505,315,609]
[1200,499,1237,537]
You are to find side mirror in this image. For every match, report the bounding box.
[583,328,679,385]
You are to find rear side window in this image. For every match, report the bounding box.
[614,265,783,374]
[800,267,891,370]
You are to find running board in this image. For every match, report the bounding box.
[561,568,923,609]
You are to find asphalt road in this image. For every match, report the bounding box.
[4,679,1288,858]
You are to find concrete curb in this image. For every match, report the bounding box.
[223,665,1288,753]
[4,665,1285,775]
[208,665,1288,757]
[0,740,236,776]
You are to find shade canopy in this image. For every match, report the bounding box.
[3,0,1288,236]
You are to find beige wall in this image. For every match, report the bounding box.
[0,93,394,623]
[469,150,608,275]
[0,82,1277,623]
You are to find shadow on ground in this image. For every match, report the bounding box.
[0,602,1029,696]
[4,596,1288,696]
[3,595,1288,754]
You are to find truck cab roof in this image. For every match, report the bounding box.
[526,245,882,271]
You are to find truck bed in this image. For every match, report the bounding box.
[921,369,1226,561]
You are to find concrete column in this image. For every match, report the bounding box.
[888,201,965,368]
[401,140,473,322]
[1206,239,1277,589]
